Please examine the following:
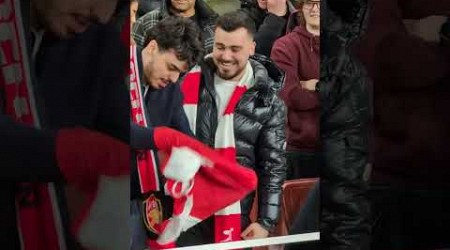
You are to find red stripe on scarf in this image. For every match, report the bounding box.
[17,185,61,250]
[130,45,160,192]
[180,67,248,245]
[1,1,63,248]
[215,214,241,242]
[215,147,237,160]
[181,70,201,104]
[223,86,247,115]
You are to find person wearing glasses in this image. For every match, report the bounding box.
[271,0,320,181]
[239,0,298,57]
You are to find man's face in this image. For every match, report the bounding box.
[131,1,138,26]
[31,0,118,38]
[256,0,267,10]
[302,0,320,28]
[212,27,255,81]
[170,0,196,13]
[142,40,189,90]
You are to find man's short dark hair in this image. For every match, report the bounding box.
[144,16,204,67]
[215,11,256,38]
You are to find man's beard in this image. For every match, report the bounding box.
[217,66,245,81]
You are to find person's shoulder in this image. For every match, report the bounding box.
[273,33,291,48]
[251,55,285,84]
[136,8,163,25]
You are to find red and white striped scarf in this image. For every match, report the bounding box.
[130,45,177,249]
[129,45,161,193]
[1,0,66,249]
[181,62,254,243]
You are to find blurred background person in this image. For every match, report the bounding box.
[239,0,297,57]
[271,0,320,180]
[132,0,218,53]
[137,0,163,19]
[319,0,372,248]
[1,0,129,248]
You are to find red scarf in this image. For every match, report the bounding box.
[181,64,252,244]
[0,0,66,249]
[129,45,175,249]
[129,50,257,248]
[129,45,161,193]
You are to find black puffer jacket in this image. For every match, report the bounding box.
[318,0,372,249]
[193,55,287,231]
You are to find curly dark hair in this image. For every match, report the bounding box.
[215,11,256,38]
[144,16,204,67]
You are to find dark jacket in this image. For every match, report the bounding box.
[0,9,128,180]
[0,3,128,248]
[137,0,163,19]
[132,0,218,52]
[130,47,192,200]
[188,55,287,232]
[271,24,320,152]
[239,0,297,57]
[318,1,372,249]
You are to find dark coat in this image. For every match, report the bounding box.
[318,0,371,249]
[132,0,218,52]
[183,55,287,236]
[239,0,297,57]
[0,2,128,248]
[130,47,193,200]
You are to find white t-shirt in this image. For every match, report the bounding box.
[214,74,238,116]
[213,62,255,116]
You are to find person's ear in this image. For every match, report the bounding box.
[249,41,256,56]
[146,40,159,54]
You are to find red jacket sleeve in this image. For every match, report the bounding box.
[271,39,319,111]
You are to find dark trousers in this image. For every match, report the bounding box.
[286,151,321,180]
[370,185,450,250]
[321,134,371,250]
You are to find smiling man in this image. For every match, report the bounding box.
[175,11,287,247]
